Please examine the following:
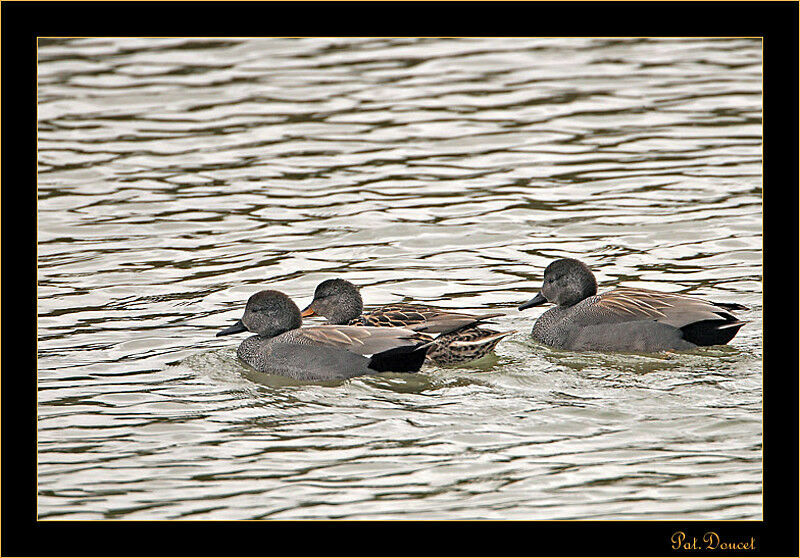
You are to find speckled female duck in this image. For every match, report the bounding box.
[217,290,442,381]
[301,279,514,365]
[518,258,747,353]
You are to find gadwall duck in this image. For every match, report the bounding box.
[518,258,747,353]
[301,279,514,365]
[217,290,443,381]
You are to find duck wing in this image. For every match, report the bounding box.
[355,303,503,333]
[425,327,516,365]
[592,287,744,329]
[289,325,433,357]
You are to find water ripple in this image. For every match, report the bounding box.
[38,37,761,520]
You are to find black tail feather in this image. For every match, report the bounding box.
[367,344,429,373]
[681,319,746,347]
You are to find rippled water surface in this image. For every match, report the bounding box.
[38,37,762,520]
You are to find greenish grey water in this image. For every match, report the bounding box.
[38,37,762,520]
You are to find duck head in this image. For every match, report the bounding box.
[519,258,598,310]
[217,290,302,338]
[300,278,363,325]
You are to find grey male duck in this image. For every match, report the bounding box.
[217,290,444,381]
[518,258,747,353]
[301,278,514,365]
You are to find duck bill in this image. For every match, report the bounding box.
[300,304,316,317]
[518,292,548,311]
[216,319,248,337]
